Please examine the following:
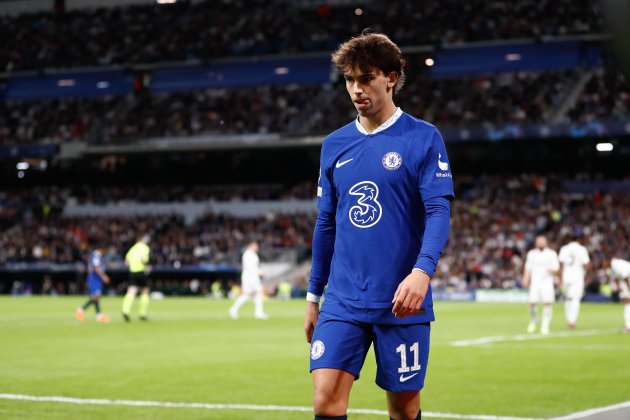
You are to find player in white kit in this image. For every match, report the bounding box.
[608,257,630,333]
[523,236,560,334]
[558,236,590,329]
[229,240,269,320]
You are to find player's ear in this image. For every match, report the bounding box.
[386,72,398,90]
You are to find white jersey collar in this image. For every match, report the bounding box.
[355,107,402,135]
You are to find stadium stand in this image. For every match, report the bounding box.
[0,0,602,72]
[3,67,628,146]
[0,0,627,299]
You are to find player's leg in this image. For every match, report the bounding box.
[527,284,540,332]
[93,292,110,323]
[527,303,538,333]
[374,323,430,420]
[254,284,268,320]
[139,286,150,321]
[540,283,555,334]
[122,284,138,321]
[566,283,582,328]
[386,391,421,419]
[622,297,630,333]
[312,369,354,418]
[76,290,93,321]
[310,315,372,418]
[229,288,251,319]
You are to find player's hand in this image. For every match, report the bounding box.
[392,270,430,319]
[103,275,111,285]
[304,302,320,343]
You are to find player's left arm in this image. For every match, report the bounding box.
[392,196,451,318]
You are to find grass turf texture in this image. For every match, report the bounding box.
[0,297,628,419]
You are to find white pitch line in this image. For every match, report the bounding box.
[0,393,541,420]
[451,329,618,347]
[551,400,630,420]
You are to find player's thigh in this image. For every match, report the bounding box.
[528,285,541,303]
[241,279,261,295]
[311,368,355,411]
[541,283,556,303]
[310,315,372,380]
[373,322,431,392]
[566,283,584,300]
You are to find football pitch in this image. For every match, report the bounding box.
[0,297,628,419]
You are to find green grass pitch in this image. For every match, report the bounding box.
[0,297,628,419]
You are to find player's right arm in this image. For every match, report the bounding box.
[95,266,110,284]
[305,209,335,343]
[305,146,337,343]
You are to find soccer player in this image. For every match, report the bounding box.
[607,257,630,333]
[75,246,111,323]
[558,234,590,328]
[229,240,269,320]
[304,31,453,420]
[523,235,560,334]
[122,234,151,322]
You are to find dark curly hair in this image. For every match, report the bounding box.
[331,29,406,94]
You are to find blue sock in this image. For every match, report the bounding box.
[82,300,93,310]
[94,300,101,314]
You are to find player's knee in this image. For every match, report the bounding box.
[388,407,421,420]
[313,388,348,416]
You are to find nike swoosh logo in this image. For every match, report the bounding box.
[335,158,353,168]
[399,372,419,383]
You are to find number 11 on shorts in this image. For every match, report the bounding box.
[396,342,421,373]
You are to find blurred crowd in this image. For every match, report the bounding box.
[0,211,314,267]
[566,67,630,124]
[0,0,601,72]
[4,67,628,146]
[437,174,630,292]
[3,175,630,294]
[65,181,316,203]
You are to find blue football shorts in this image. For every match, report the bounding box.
[309,311,431,392]
[88,281,103,297]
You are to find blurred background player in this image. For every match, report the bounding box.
[523,235,559,334]
[229,240,269,320]
[558,234,591,329]
[75,246,110,323]
[607,257,630,333]
[122,234,151,322]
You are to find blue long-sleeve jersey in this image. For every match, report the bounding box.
[308,110,454,324]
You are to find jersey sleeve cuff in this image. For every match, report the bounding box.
[306,292,321,303]
[413,265,434,277]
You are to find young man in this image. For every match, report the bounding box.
[608,257,630,333]
[304,31,453,420]
[76,246,111,323]
[122,234,151,322]
[558,235,590,328]
[523,235,560,334]
[229,240,269,320]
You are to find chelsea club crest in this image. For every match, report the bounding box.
[382,152,402,170]
[311,340,325,360]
